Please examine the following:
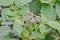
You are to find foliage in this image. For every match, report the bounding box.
[0,0,60,40]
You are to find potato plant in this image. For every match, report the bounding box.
[0,0,60,40]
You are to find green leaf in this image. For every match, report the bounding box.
[29,31,45,39]
[44,34,55,40]
[0,30,18,40]
[40,0,56,4]
[39,24,52,34]
[2,8,17,16]
[29,0,41,15]
[0,0,12,6]
[47,21,60,30]
[41,4,56,21]
[0,37,17,40]
[14,0,32,7]
[0,38,17,40]
[6,16,16,22]
[13,20,23,35]
[30,31,40,39]
[21,28,29,39]
[2,8,17,20]
[18,5,29,16]
[58,0,60,1]
[40,0,51,3]
[40,14,47,23]
[56,1,60,18]
[0,26,11,38]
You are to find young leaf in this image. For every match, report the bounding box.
[21,28,29,40]
[29,0,41,15]
[18,5,29,16]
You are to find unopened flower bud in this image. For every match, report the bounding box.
[31,18,35,22]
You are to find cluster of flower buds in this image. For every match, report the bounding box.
[26,11,41,24]
[54,34,59,39]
